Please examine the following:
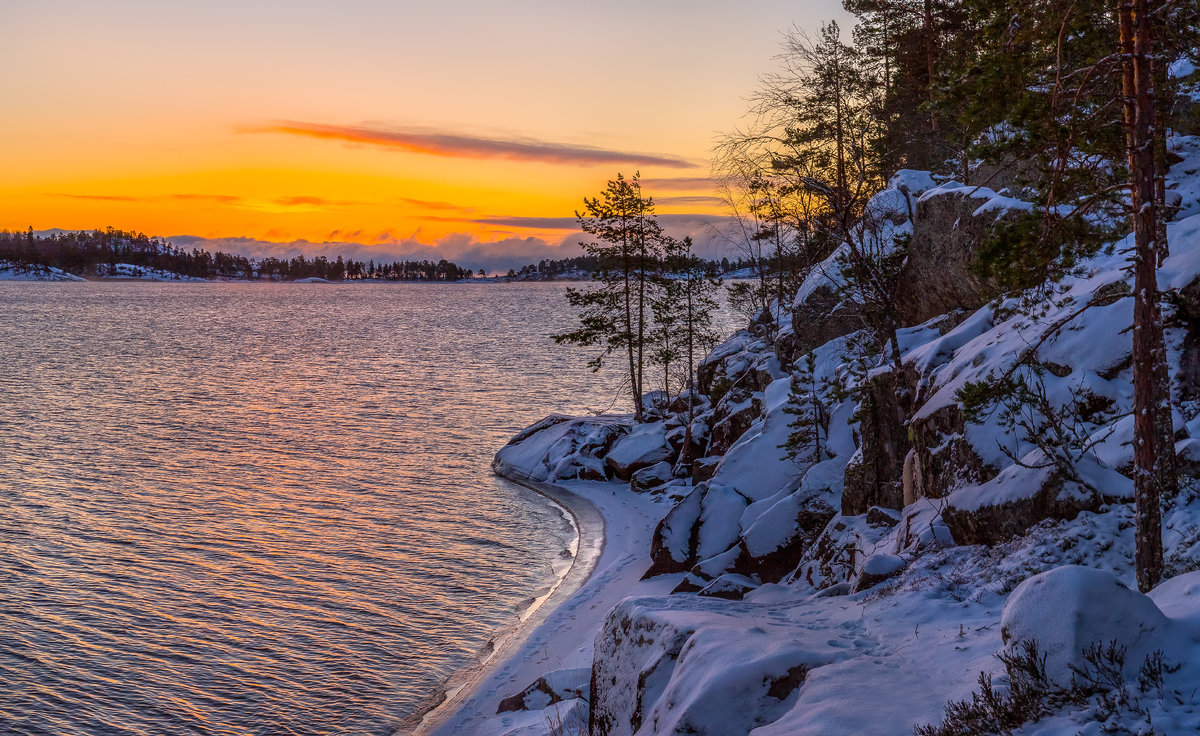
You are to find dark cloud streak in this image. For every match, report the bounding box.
[249,120,700,169]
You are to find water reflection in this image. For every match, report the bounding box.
[0,282,644,735]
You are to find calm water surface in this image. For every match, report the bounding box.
[0,282,643,736]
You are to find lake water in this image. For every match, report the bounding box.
[0,281,676,736]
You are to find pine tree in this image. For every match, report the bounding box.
[782,352,830,466]
[554,173,664,421]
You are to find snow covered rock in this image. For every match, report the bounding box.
[646,485,708,577]
[496,667,590,713]
[941,456,1132,546]
[607,423,675,481]
[697,573,759,600]
[852,553,907,592]
[494,414,628,482]
[631,462,674,493]
[893,184,1016,325]
[0,261,87,281]
[1001,566,1169,687]
[590,597,816,736]
[732,490,836,584]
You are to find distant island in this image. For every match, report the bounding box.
[1,227,760,283]
[0,227,472,282]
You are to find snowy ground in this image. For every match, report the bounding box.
[0,261,86,281]
[97,263,210,281]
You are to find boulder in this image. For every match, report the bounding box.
[645,483,748,578]
[1001,566,1169,687]
[697,573,759,600]
[647,486,706,577]
[731,492,837,584]
[631,461,674,493]
[851,553,907,592]
[496,668,591,713]
[606,423,674,481]
[941,456,1132,546]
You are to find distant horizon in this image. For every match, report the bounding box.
[1,0,851,272]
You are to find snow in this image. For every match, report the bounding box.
[606,423,672,474]
[98,263,209,281]
[431,140,1200,736]
[0,261,86,281]
[860,552,906,578]
[1000,566,1169,686]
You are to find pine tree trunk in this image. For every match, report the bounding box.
[924,0,940,136]
[623,219,642,422]
[1120,0,1170,592]
[636,217,646,419]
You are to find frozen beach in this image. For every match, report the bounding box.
[416,467,676,736]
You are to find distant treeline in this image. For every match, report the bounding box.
[0,227,472,281]
[505,254,753,279]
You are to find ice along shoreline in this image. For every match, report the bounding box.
[412,435,674,736]
[405,466,607,736]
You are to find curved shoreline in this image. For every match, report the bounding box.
[404,465,607,736]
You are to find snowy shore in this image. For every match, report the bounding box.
[413,456,675,736]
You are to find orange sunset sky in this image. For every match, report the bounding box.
[1,0,849,271]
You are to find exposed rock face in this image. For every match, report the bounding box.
[707,389,763,456]
[841,367,918,515]
[907,403,998,503]
[791,283,863,357]
[1171,273,1200,402]
[893,189,1005,326]
[690,456,721,484]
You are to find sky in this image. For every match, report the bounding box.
[0,0,850,273]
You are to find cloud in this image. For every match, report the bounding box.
[640,176,718,192]
[169,193,243,204]
[397,197,472,212]
[54,193,140,202]
[247,120,699,169]
[163,209,738,275]
[655,195,725,206]
[470,216,580,230]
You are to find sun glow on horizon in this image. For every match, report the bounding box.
[0,0,850,266]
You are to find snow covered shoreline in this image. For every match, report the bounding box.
[413,450,675,736]
[408,472,604,735]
